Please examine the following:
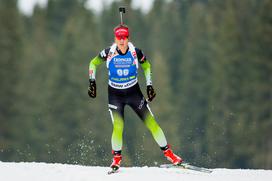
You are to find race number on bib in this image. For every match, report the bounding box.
[117,69,129,76]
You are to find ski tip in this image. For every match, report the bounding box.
[107,170,116,175]
[107,166,120,175]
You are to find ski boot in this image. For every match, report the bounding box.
[110,151,122,171]
[163,145,183,165]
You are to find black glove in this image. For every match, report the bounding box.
[147,85,156,102]
[88,79,96,98]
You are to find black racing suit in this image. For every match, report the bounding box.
[90,46,168,152]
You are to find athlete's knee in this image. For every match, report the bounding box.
[144,115,160,131]
[113,120,124,131]
[112,114,124,131]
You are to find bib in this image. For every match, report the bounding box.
[106,42,139,89]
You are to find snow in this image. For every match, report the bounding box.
[0,162,272,181]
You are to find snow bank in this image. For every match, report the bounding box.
[0,161,271,181]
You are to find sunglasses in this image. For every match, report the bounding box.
[116,36,128,40]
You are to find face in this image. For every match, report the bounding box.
[115,36,129,50]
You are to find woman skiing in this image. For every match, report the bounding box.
[88,23,182,171]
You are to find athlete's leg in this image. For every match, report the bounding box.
[108,85,127,169]
[129,96,183,165]
[129,96,168,148]
[108,103,124,169]
[108,103,125,152]
[108,85,126,152]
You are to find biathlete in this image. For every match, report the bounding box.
[88,24,183,171]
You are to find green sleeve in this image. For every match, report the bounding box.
[140,59,152,85]
[89,56,104,80]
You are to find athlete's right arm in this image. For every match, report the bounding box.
[89,56,104,80]
[88,48,109,98]
[88,56,103,98]
[89,48,110,80]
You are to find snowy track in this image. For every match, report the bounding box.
[0,162,271,181]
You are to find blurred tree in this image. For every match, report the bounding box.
[0,0,23,161]
[205,0,267,168]
[177,2,213,166]
[46,0,79,42]
[51,2,106,164]
[244,0,272,168]
[206,0,242,168]
[17,5,58,162]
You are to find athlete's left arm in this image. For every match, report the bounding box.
[136,48,156,101]
[136,48,152,86]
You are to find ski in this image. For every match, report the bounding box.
[160,162,213,173]
[107,166,119,175]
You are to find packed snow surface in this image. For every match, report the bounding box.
[0,161,271,181]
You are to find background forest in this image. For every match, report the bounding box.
[0,0,271,169]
